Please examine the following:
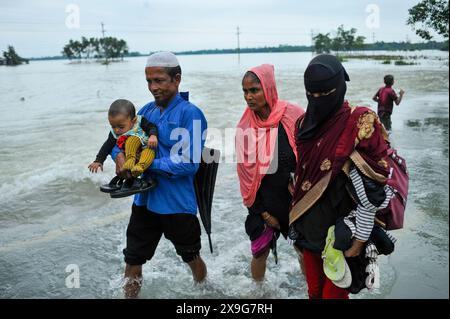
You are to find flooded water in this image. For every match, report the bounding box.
[0,51,448,299]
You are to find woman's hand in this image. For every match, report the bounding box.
[344,239,365,257]
[88,162,103,173]
[261,212,280,229]
[288,181,294,196]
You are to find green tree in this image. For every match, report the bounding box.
[89,37,100,58]
[61,37,128,62]
[81,36,96,59]
[313,33,332,53]
[407,0,449,40]
[2,46,28,65]
[354,36,366,50]
[69,40,83,59]
[336,25,366,51]
[330,25,366,53]
[99,37,128,62]
[62,45,74,60]
[340,26,356,51]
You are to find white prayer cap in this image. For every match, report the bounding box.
[146,51,180,68]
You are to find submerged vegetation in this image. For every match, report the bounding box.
[313,25,366,54]
[337,54,423,65]
[394,60,418,66]
[61,36,128,64]
[0,46,28,66]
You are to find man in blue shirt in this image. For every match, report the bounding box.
[112,51,208,298]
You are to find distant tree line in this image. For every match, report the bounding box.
[367,40,447,51]
[0,46,28,66]
[313,25,366,54]
[177,44,312,55]
[176,40,447,56]
[62,36,128,62]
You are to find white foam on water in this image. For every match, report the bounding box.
[0,51,448,298]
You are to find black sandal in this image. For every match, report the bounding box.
[100,175,124,193]
[110,177,158,198]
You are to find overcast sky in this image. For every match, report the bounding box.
[0,0,444,58]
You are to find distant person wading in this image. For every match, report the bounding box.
[373,74,405,131]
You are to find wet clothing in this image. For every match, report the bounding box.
[94,116,157,164]
[111,92,207,215]
[236,64,303,259]
[302,249,349,299]
[291,55,391,299]
[375,86,398,115]
[375,86,398,131]
[292,172,356,253]
[291,103,390,230]
[112,92,207,267]
[123,204,202,264]
[378,112,392,131]
[246,124,296,239]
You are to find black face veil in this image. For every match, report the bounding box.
[297,54,350,140]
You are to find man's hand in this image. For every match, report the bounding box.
[147,135,158,149]
[88,162,103,173]
[399,89,405,96]
[344,239,365,257]
[115,152,131,178]
[261,212,280,230]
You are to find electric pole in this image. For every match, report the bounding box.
[372,32,376,54]
[101,22,106,38]
[236,26,241,62]
[100,22,107,64]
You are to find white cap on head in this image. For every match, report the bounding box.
[146,51,179,68]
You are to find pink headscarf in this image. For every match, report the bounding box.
[236,64,304,207]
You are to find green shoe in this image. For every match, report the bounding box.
[322,225,345,281]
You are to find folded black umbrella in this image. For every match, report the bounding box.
[194,147,220,253]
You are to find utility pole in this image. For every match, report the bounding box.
[311,29,315,55]
[372,32,376,55]
[236,26,241,62]
[100,22,108,64]
[101,22,106,38]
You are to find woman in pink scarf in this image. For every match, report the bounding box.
[236,64,304,281]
